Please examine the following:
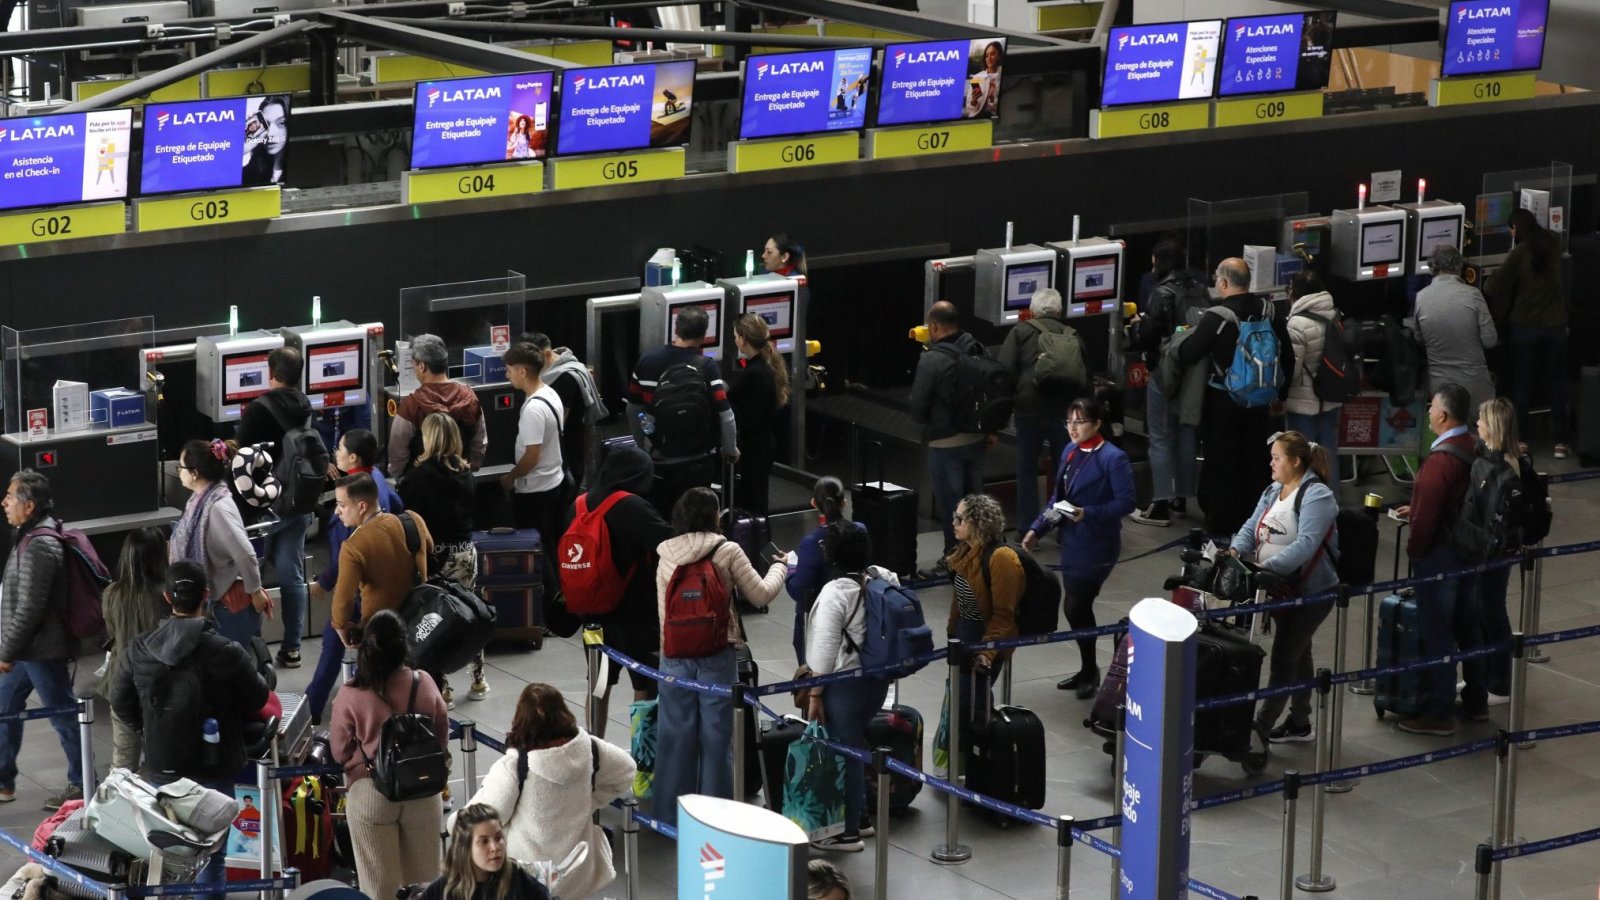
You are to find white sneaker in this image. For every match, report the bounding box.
[1486,692,1511,707]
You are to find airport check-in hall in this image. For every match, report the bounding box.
[0,0,1599,896]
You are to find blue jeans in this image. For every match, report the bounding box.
[929,440,986,550]
[821,677,889,839]
[1012,415,1069,532]
[210,599,261,647]
[1287,409,1342,481]
[262,513,310,655]
[1510,326,1569,441]
[1413,544,1475,721]
[1145,377,1197,502]
[0,659,82,789]
[653,648,737,825]
[306,598,359,725]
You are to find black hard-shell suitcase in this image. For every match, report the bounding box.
[966,705,1046,823]
[722,462,773,613]
[851,437,919,578]
[736,643,763,797]
[1578,367,1600,467]
[1192,623,1266,761]
[865,687,925,814]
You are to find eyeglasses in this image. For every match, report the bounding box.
[951,513,966,524]
[177,464,193,472]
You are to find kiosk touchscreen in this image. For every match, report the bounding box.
[974,245,1056,325]
[1330,206,1408,281]
[195,330,285,422]
[1282,214,1331,265]
[639,282,727,362]
[717,275,800,355]
[1396,200,1466,275]
[1045,238,1124,318]
[281,322,368,411]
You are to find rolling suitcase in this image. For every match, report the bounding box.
[45,808,140,896]
[864,685,924,815]
[851,438,919,578]
[1374,520,1425,719]
[967,705,1046,823]
[1192,622,1266,762]
[722,463,772,614]
[736,643,764,796]
[472,527,545,648]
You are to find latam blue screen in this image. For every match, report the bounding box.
[1102,20,1223,108]
[875,38,1007,127]
[556,60,695,156]
[739,47,873,140]
[1442,0,1549,77]
[0,110,132,212]
[412,72,554,169]
[140,95,290,195]
[1218,11,1336,97]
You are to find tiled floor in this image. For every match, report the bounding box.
[2,450,1598,899]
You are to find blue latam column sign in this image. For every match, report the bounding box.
[0,109,132,211]
[1442,0,1549,77]
[1120,598,1199,900]
[676,795,807,899]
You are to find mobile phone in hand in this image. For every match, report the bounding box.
[761,541,781,562]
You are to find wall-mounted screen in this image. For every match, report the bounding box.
[1360,221,1404,267]
[222,351,272,404]
[556,60,695,156]
[411,72,554,168]
[0,109,132,212]
[140,95,290,195]
[1004,262,1051,311]
[739,47,874,140]
[1101,20,1222,107]
[306,341,363,392]
[1477,191,1515,234]
[1218,11,1337,97]
[875,38,1006,127]
[1072,254,1120,302]
[1442,0,1549,77]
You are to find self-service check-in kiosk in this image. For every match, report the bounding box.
[1282,215,1331,267]
[974,244,1056,326]
[281,321,372,414]
[640,281,728,362]
[1394,200,1466,277]
[1046,237,1124,319]
[1330,206,1408,282]
[195,330,287,424]
[716,274,801,355]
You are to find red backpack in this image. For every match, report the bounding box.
[558,492,633,616]
[661,541,731,659]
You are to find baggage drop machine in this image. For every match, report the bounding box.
[717,272,810,466]
[1045,234,1128,386]
[1394,198,1466,277]
[639,280,729,363]
[1331,204,1408,282]
[279,310,385,451]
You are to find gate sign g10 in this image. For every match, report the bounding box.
[1218,11,1337,97]
[1442,0,1549,78]
[412,72,554,169]
[739,47,874,140]
[874,38,1006,128]
[1101,20,1223,108]
[556,60,696,156]
[0,109,131,212]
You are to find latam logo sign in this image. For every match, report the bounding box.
[1118,31,1178,51]
[699,842,724,899]
[1459,5,1510,21]
[1237,22,1294,39]
[573,73,647,91]
[756,59,825,79]
[156,109,234,130]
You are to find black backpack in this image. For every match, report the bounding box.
[1438,443,1525,562]
[141,646,212,781]
[267,401,330,516]
[1517,455,1551,545]
[1294,311,1363,404]
[1291,478,1378,588]
[981,541,1062,636]
[365,671,449,802]
[936,342,1016,434]
[649,361,715,458]
[1368,314,1424,407]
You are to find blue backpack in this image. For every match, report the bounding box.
[1210,301,1282,409]
[844,577,934,676]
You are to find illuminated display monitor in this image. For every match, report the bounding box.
[670,301,721,349]
[140,95,290,195]
[306,341,363,392]
[0,109,132,211]
[555,60,695,155]
[1072,254,1120,302]
[221,351,272,404]
[740,47,874,140]
[1101,19,1223,107]
[1360,220,1404,267]
[1004,261,1052,311]
[1442,0,1549,78]
[1217,11,1337,98]
[875,38,1006,127]
[411,72,554,168]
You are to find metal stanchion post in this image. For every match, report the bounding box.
[1489,731,1509,900]
[106,885,125,900]
[874,748,891,900]
[1525,543,1549,664]
[1326,588,1354,793]
[583,624,605,734]
[256,758,275,899]
[1110,727,1124,900]
[622,798,640,900]
[1474,844,1494,900]
[932,638,970,864]
[1350,493,1385,695]
[1294,671,1335,892]
[76,695,96,797]
[1280,770,1300,900]
[1504,634,1528,846]
[459,720,479,793]
[731,684,748,803]
[282,867,301,900]
[1055,815,1074,900]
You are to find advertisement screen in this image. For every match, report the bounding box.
[1102,20,1222,107]
[1218,11,1337,97]
[1073,254,1120,302]
[223,352,272,404]
[670,302,720,348]
[1419,217,1462,261]
[1442,0,1549,77]
[875,38,1007,127]
[739,47,874,140]
[556,60,695,156]
[307,342,362,392]
[746,295,793,339]
[1004,262,1051,311]
[140,96,290,196]
[0,110,132,212]
[1361,221,1404,267]
[411,72,554,169]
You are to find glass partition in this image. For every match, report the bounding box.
[397,271,527,392]
[1186,192,1310,280]
[1474,161,1571,259]
[3,317,155,436]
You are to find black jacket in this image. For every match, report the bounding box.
[110,616,270,784]
[1132,270,1209,367]
[909,331,984,441]
[727,353,781,458]
[998,317,1074,418]
[567,446,674,647]
[397,458,476,546]
[236,387,312,451]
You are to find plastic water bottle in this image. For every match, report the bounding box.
[638,411,656,436]
[344,646,357,680]
[202,717,221,768]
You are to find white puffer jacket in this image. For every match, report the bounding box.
[1285,290,1342,417]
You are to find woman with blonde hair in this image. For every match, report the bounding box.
[419,804,549,900]
[1469,397,1537,712]
[727,312,791,516]
[398,412,476,575]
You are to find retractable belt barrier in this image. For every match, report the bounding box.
[1544,469,1600,484]
[0,704,80,724]
[1490,824,1600,862]
[0,822,299,899]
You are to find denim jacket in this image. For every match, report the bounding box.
[1229,476,1340,594]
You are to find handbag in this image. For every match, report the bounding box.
[781,721,847,841]
[629,699,657,800]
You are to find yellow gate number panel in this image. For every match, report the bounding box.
[546,149,685,191]
[133,186,281,232]
[0,202,125,246]
[402,162,544,205]
[1090,103,1211,139]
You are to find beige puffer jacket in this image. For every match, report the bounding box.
[1285,290,1341,417]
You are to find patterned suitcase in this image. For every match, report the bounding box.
[472,527,545,648]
